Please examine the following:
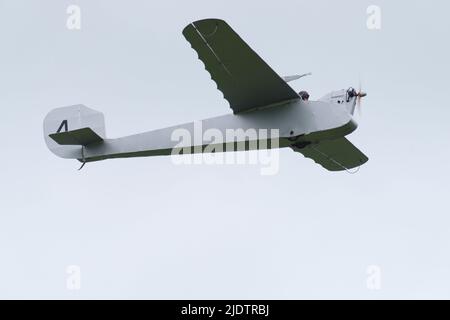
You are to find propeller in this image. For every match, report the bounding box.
[355,80,367,116]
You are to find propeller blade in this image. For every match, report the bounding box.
[356,78,366,116]
[357,95,362,116]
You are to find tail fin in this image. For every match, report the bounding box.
[43,104,106,159]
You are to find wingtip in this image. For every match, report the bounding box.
[191,18,226,25]
[182,18,226,35]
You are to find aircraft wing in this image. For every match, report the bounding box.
[183,19,299,114]
[291,137,368,171]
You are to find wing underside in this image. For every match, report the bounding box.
[291,138,369,171]
[183,19,299,113]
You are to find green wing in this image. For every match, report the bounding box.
[183,19,299,114]
[292,138,369,171]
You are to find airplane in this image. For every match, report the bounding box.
[43,18,368,172]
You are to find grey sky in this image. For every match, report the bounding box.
[1,0,449,299]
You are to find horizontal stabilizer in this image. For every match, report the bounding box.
[49,127,104,146]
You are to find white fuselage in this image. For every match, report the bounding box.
[80,96,357,162]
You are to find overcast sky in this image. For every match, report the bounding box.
[1,0,450,299]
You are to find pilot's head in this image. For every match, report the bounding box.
[299,91,310,101]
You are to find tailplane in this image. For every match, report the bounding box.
[43,104,105,159]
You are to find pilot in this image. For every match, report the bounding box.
[299,91,310,101]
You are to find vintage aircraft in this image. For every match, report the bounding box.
[43,18,368,171]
